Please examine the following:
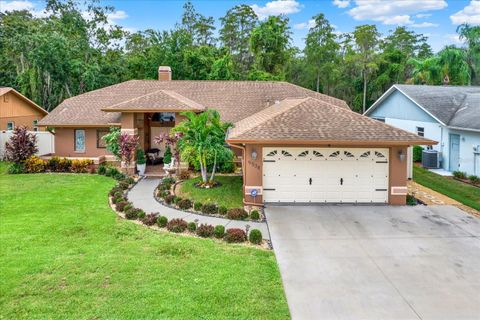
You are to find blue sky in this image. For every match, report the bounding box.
[1,0,479,51]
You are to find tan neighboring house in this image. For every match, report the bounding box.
[0,87,48,131]
[39,66,436,205]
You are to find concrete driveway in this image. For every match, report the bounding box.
[266,205,480,320]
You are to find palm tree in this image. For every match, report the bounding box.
[407,56,441,84]
[172,110,232,184]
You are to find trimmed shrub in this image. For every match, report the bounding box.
[249,229,262,244]
[187,222,197,232]
[173,196,182,205]
[114,172,126,181]
[227,208,248,220]
[157,190,170,198]
[164,194,176,205]
[125,208,139,220]
[113,191,124,199]
[406,194,417,206]
[109,187,123,197]
[113,196,126,204]
[8,162,25,174]
[218,206,228,215]
[166,218,188,233]
[468,175,480,185]
[177,199,192,210]
[413,145,423,162]
[97,164,107,175]
[118,180,130,190]
[162,177,176,185]
[71,159,94,173]
[250,210,260,220]
[116,201,129,212]
[58,158,72,172]
[124,204,133,212]
[136,209,146,219]
[125,177,135,185]
[214,225,225,239]
[201,203,218,215]
[105,166,121,177]
[158,183,171,192]
[157,215,168,228]
[453,171,467,179]
[47,157,61,172]
[196,224,214,238]
[224,228,247,243]
[193,202,203,211]
[163,146,172,165]
[24,156,46,173]
[142,213,157,226]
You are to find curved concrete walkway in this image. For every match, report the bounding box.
[127,177,270,239]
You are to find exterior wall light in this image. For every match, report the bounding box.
[398,149,406,162]
[251,150,258,160]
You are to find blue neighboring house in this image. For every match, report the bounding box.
[365,84,480,176]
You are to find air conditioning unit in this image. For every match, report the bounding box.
[422,150,440,169]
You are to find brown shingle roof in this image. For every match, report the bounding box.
[102,89,205,112]
[227,97,436,145]
[38,80,348,126]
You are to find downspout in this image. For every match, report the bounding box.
[227,142,264,208]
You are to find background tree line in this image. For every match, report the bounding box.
[1,0,479,113]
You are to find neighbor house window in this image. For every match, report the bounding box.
[7,122,14,130]
[74,129,86,152]
[416,127,425,137]
[373,117,385,123]
[33,120,38,131]
[96,129,109,148]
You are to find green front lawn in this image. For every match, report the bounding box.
[0,166,288,319]
[413,166,480,211]
[178,175,244,208]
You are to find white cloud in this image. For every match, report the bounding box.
[450,0,480,25]
[332,0,350,8]
[347,0,447,26]
[294,19,316,30]
[446,33,463,44]
[411,21,439,27]
[0,0,47,16]
[251,0,302,19]
[416,13,432,18]
[0,0,34,12]
[108,10,128,21]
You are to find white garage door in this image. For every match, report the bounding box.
[263,148,389,203]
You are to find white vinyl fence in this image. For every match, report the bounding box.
[0,131,55,160]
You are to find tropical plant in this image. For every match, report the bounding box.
[5,126,38,163]
[136,149,146,165]
[119,133,139,167]
[103,127,121,160]
[171,110,233,184]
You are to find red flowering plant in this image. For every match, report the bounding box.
[119,133,139,168]
[5,126,38,163]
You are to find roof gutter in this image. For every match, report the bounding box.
[226,139,438,146]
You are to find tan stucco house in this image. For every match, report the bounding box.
[0,87,48,131]
[39,67,435,205]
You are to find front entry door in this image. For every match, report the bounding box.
[449,134,460,172]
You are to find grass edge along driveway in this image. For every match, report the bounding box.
[0,165,289,319]
[413,166,480,211]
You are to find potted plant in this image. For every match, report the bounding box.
[136,149,146,175]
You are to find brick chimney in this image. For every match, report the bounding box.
[158,66,172,81]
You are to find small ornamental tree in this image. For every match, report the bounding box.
[5,126,38,163]
[119,133,139,167]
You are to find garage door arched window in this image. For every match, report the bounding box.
[344,151,354,158]
[375,151,386,158]
[265,150,277,157]
[360,151,371,158]
[281,150,293,157]
[298,150,309,157]
[313,150,323,158]
[329,151,340,158]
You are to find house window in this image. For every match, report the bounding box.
[7,122,14,130]
[373,117,385,123]
[96,129,109,148]
[74,129,86,152]
[33,120,38,131]
[416,127,425,137]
